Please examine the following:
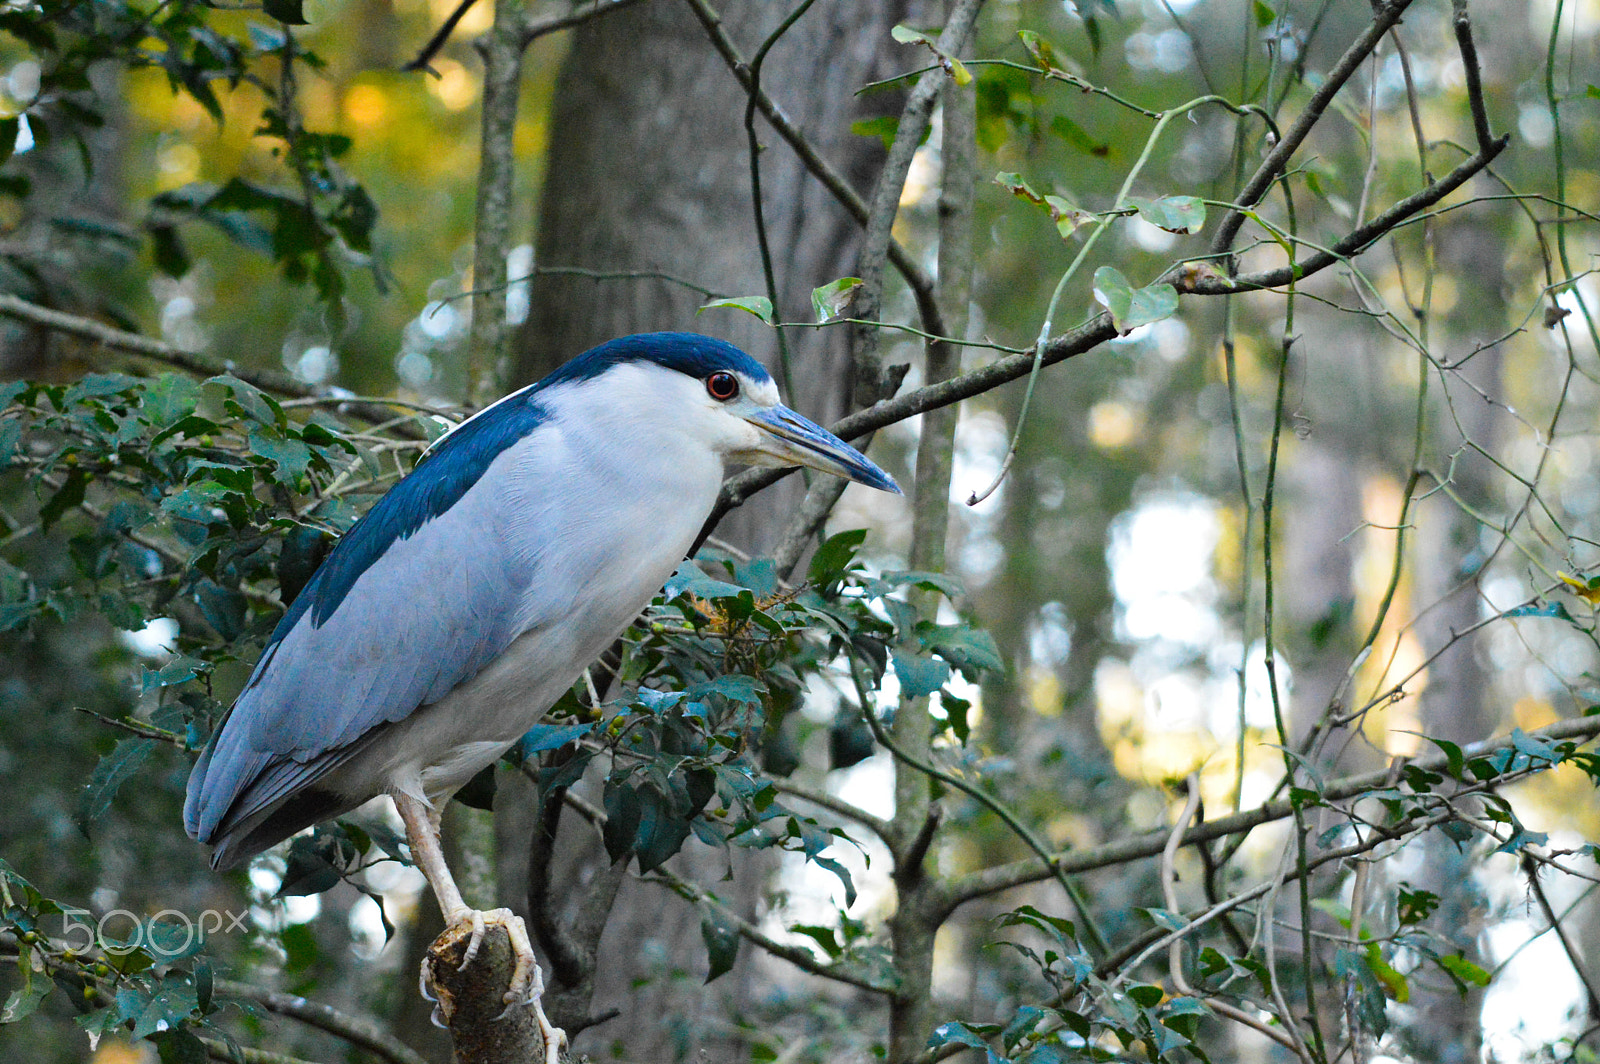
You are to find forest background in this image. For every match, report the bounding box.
[1,0,1599,1062]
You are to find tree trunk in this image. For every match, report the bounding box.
[515,0,911,551]
[506,3,912,1057]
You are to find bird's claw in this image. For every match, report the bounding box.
[435,906,566,1059]
[458,908,489,969]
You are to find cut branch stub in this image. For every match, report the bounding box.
[424,922,565,1064]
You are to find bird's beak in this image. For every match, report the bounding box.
[743,405,902,494]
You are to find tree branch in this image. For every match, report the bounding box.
[771,776,892,841]
[647,866,894,994]
[215,979,429,1064]
[0,293,429,433]
[677,0,944,335]
[714,126,1508,521]
[1211,0,1417,254]
[0,294,308,397]
[465,0,527,404]
[940,715,1600,908]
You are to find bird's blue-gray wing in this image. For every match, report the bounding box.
[185,395,554,852]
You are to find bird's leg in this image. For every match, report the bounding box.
[394,792,566,1058]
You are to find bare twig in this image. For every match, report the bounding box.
[943,715,1600,907]
[1212,0,1416,254]
[648,866,894,994]
[677,0,944,336]
[215,979,430,1064]
[0,294,307,397]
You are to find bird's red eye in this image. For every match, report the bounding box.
[706,371,739,401]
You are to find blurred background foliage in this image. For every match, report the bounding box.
[2,0,1600,1061]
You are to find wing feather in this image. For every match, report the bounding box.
[185,444,552,849]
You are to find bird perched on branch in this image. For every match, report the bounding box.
[184,332,900,1044]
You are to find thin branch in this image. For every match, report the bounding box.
[846,0,980,404]
[1524,858,1600,1017]
[72,705,186,746]
[0,294,308,397]
[1211,0,1416,254]
[403,0,480,71]
[215,979,429,1064]
[198,1038,324,1064]
[0,294,429,434]
[942,715,1600,907]
[1451,0,1496,153]
[771,776,892,841]
[677,0,944,336]
[647,867,893,994]
[715,134,1505,520]
[520,0,647,47]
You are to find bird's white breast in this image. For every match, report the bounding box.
[332,365,728,805]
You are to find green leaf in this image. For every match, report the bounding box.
[809,529,868,585]
[1018,30,1066,73]
[248,430,313,482]
[1093,265,1179,334]
[518,722,594,757]
[891,650,951,698]
[928,623,1003,676]
[1509,727,1558,763]
[1254,0,1277,26]
[882,569,966,597]
[811,277,862,324]
[78,737,157,831]
[1140,907,1186,931]
[278,834,346,896]
[196,581,247,642]
[851,115,901,149]
[1128,983,1164,1007]
[1587,84,1600,99]
[891,24,972,85]
[790,923,842,958]
[1,955,51,1023]
[209,375,285,429]
[700,907,740,982]
[689,674,764,706]
[38,469,87,531]
[154,1028,209,1064]
[995,171,1045,205]
[602,782,642,862]
[1437,953,1492,988]
[1049,115,1108,157]
[0,117,18,170]
[633,783,692,872]
[142,654,210,693]
[928,1022,995,1057]
[697,296,775,325]
[1422,735,1466,779]
[1133,195,1206,234]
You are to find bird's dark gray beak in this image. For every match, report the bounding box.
[745,406,902,494]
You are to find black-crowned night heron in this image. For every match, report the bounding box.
[184,332,899,1044]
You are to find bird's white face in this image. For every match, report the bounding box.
[608,362,901,494]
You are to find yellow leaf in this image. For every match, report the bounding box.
[1557,572,1600,605]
